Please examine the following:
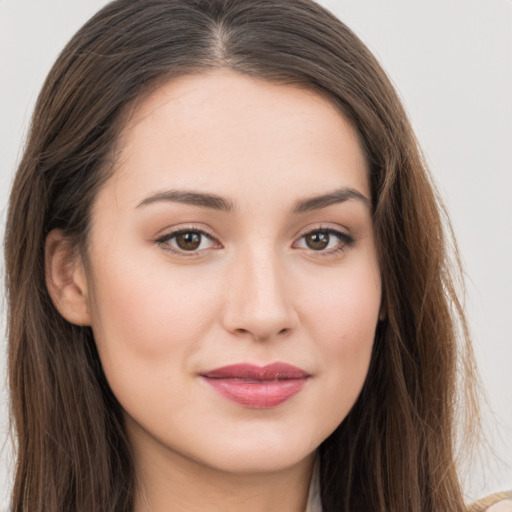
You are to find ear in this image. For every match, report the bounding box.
[45,230,91,326]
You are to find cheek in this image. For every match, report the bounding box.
[299,257,380,401]
[87,247,220,367]
[86,251,226,426]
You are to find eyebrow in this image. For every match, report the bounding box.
[291,187,370,214]
[137,190,235,212]
[136,187,370,213]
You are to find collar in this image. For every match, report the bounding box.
[305,455,322,512]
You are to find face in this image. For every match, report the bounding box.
[83,70,381,475]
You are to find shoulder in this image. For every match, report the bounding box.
[468,491,512,512]
[486,501,512,512]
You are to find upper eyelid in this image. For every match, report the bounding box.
[155,225,218,241]
[294,223,351,239]
[294,227,353,246]
[154,224,353,248]
[155,223,349,237]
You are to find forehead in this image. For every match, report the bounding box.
[105,69,369,210]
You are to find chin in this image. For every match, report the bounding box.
[186,425,322,475]
[205,445,315,475]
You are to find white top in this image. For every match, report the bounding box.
[305,456,322,512]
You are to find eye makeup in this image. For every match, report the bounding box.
[154,224,355,258]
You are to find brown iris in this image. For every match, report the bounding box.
[305,231,330,250]
[175,231,202,251]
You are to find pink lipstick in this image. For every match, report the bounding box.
[200,362,309,408]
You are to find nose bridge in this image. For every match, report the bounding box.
[223,241,297,340]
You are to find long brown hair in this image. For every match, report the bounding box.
[4,0,480,510]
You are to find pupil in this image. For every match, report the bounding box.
[306,231,329,250]
[177,232,201,250]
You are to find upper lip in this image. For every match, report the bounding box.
[201,362,310,380]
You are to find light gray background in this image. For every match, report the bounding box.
[1,0,511,507]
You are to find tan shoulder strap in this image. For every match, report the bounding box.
[467,490,512,512]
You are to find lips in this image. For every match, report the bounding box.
[200,362,310,408]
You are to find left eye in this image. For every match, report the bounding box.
[295,229,352,251]
[157,229,217,253]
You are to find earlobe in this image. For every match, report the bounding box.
[45,230,91,326]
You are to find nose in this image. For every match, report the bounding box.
[221,248,299,342]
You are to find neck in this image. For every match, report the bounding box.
[130,427,315,512]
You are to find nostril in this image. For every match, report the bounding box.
[232,326,291,340]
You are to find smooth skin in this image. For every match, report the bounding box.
[46,70,382,512]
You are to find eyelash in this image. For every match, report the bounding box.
[155,227,218,256]
[294,227,355,257]
[154,226,355,257]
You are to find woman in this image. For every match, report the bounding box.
[3,0,510,511]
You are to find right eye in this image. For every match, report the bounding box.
[155,228,220,255]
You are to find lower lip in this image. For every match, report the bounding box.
[202,377,308,408]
